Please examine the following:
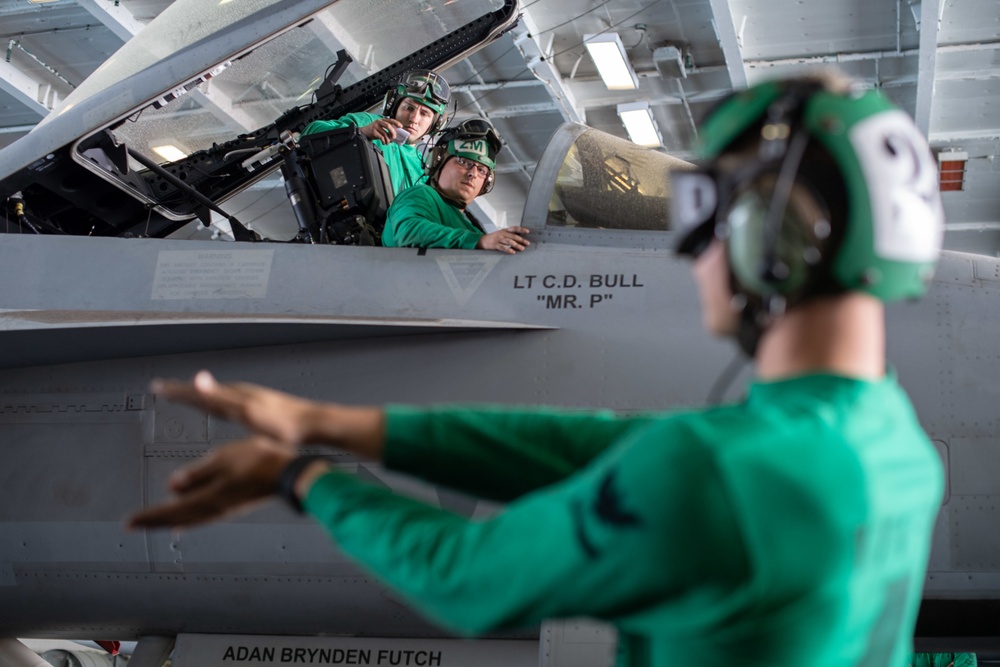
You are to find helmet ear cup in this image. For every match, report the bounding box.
[425,146,446,184]
[430,109,448,134]
[480,171,495,195]
[382,89,399,119]
[725,177,831,299]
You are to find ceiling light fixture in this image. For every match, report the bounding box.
[151,144,188,162]
[617,101,661,148]
[584,33,639,91]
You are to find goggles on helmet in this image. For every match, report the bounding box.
[439,118,502,170]
[397,70,450,115]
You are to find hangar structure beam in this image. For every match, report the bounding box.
[74,0,263,136]
[707,0,749,89]
[913,0,943,136]
[75,0,147,42]
[510,10,583,123]
[0,58,51,117]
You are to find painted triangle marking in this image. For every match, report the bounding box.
[435,254,501,306]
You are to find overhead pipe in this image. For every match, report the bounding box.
[5,38,76,89]
[743,41,1000,70]
[745,48,919,69]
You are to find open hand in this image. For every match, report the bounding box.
[152,371,313,445]
[127,437,296,529]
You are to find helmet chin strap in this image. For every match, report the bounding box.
[735,305,763,357]
[731,289,786,358]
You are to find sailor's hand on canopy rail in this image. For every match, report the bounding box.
[477,226,530,254]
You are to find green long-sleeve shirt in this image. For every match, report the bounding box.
[302,112,427,195]
[303,373,943,667]
[380,184,482,249]
[909,654,977,667]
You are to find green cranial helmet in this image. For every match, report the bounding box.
[427,117,503,195]
[382,70,451,134]
[441,117,502,169]
[691,75,945,303]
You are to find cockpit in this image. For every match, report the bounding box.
[0,0,691,248]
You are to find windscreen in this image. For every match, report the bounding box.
[525,124,693,233]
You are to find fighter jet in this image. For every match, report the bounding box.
[0,0,997,664]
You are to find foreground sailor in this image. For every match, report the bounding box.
[302,69,449,194]
[129,73,945,667]
[381,117,530,253]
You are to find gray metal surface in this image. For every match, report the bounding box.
[0,119,999,647]
[0,235,998,639]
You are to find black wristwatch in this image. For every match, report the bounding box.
[276,454,332,514]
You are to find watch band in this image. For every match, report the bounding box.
[276,454,332,514]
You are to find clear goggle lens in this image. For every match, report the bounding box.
[401,72,450,105]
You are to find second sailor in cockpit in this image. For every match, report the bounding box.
[381,118,530,254]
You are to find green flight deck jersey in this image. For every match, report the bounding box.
[381,183,482,249]
[303,373,943,667]
[302,112,426,195]
[909,654,977,667]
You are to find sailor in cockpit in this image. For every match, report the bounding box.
[301,69,450,195]
[381,118,531,254]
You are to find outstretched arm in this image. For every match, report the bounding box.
[136,372,661,521]
[128,436,295,528]
[304,423,744,634]
[383,405,660,501]
[131,420,747,637]
[153,371,384,458]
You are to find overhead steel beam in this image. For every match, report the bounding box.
[930,128,1000,142]
[75,0,146,42]
[913,0,943,136]
[745,48,920,69]
[934,69,1000,81]
[564,78,730,111]
[304,11,365,69]
[707,0,748,89]
[452,79,544,93]
[0,59,53,117]
[0,124,36,134]
[945,222,1000,231]
[486,101,562,118]
[75,1,260,133]
[188,87,258,133]
[509,11,582,123]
